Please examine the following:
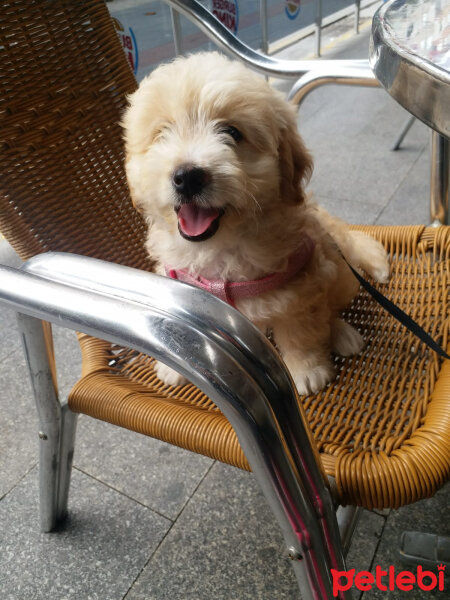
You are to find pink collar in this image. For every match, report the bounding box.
[165,235,315,308]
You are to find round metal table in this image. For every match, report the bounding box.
[370,0,450,224]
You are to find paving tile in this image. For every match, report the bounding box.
[0,467,171,600]
[74,416,213,521]
[0,238,22,268]
[0,307,82,399]
[0,308,21,362]
[273,7,430,224]
[360,484,450,599]
[300,88,428,209]
[376,146,431,225]
[125,462,299,600]
[0,351,38,499]
[345,509,387,600]
[314,195,381,224]
[51,325,83,402]
[315,127,430,227]
[347,509,386,574]
[0,238,82,392]
[126,466,389,600]
[0,239,23,359]
[372,507,391,517]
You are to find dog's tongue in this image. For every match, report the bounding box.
[177,204,219,237]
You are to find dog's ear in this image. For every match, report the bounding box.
[278,125,313,205]
[124,155,145,215]
[129,190,143,214]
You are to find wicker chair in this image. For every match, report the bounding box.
[1,1,449,597]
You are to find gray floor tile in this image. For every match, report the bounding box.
[347,509,386,575]
[0,308,21,362]
[0,239,22,359]
[314,195,381,224]
[361,484,450,599]
[300,88,428,209]
[376,146,431,225]
[274,7,430,227]
[125,462,299,600]
[0,468,171,600]
[0,238,22,268]
[125,467,394,600]
[345,510,388,600]
[74,417,213,520]
[0,351,38,499]
[51,325,83,402]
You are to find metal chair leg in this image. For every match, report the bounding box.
[430,131,449,225]
[4,255,357,598]
[16,313,76,532]
[57,404,78,523]
[337,505,362,556]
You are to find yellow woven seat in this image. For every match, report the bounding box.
[69,225,449,510]
[1,0,448,524]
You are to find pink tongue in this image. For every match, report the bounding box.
[177,204,220,237]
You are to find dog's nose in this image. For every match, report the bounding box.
[172,164,210,198]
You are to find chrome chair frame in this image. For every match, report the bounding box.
[0,253,356,600]
[0,3,393,598]
[166,0,376,82]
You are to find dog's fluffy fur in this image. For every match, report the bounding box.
[122,52,389,395]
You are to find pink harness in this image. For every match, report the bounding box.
[165,235,315,308]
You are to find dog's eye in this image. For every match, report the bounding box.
[221,125,242,143]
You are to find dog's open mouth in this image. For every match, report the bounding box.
[176,203,224,242]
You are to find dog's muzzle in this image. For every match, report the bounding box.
[172,164,223,242]
[172,163,210,199]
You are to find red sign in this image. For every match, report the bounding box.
[212,0,239,34]
[112,17,139,75]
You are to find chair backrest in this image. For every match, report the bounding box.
[0,0,151,270]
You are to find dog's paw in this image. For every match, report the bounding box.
[155,361,188,387]
[292,362,335,396]
[370,254,390,284]
[362,239,390,283]
[349,232,390,283]
[331,319,364,357]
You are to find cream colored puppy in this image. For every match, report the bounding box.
[123,52,389,395]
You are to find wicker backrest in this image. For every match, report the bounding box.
[0,0,151,270]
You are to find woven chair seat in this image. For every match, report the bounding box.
[68,224,450,511]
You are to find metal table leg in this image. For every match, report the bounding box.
[430,131,449,226]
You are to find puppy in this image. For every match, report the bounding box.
[122,52,389,395]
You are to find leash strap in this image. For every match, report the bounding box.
[343,258,449,360]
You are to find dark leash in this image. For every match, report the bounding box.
[342,257,449,361]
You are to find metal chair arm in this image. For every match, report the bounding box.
[165,0,369,80]
[0,252,350,599]
[288,63,379,106]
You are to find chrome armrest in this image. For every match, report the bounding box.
[165,0,378,112]
[0,252,350,599]
[165,0,369,80]
[288,63,378,107]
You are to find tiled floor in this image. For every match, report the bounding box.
[0,4,448,599]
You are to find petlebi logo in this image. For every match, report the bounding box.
[331,564,446,596]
